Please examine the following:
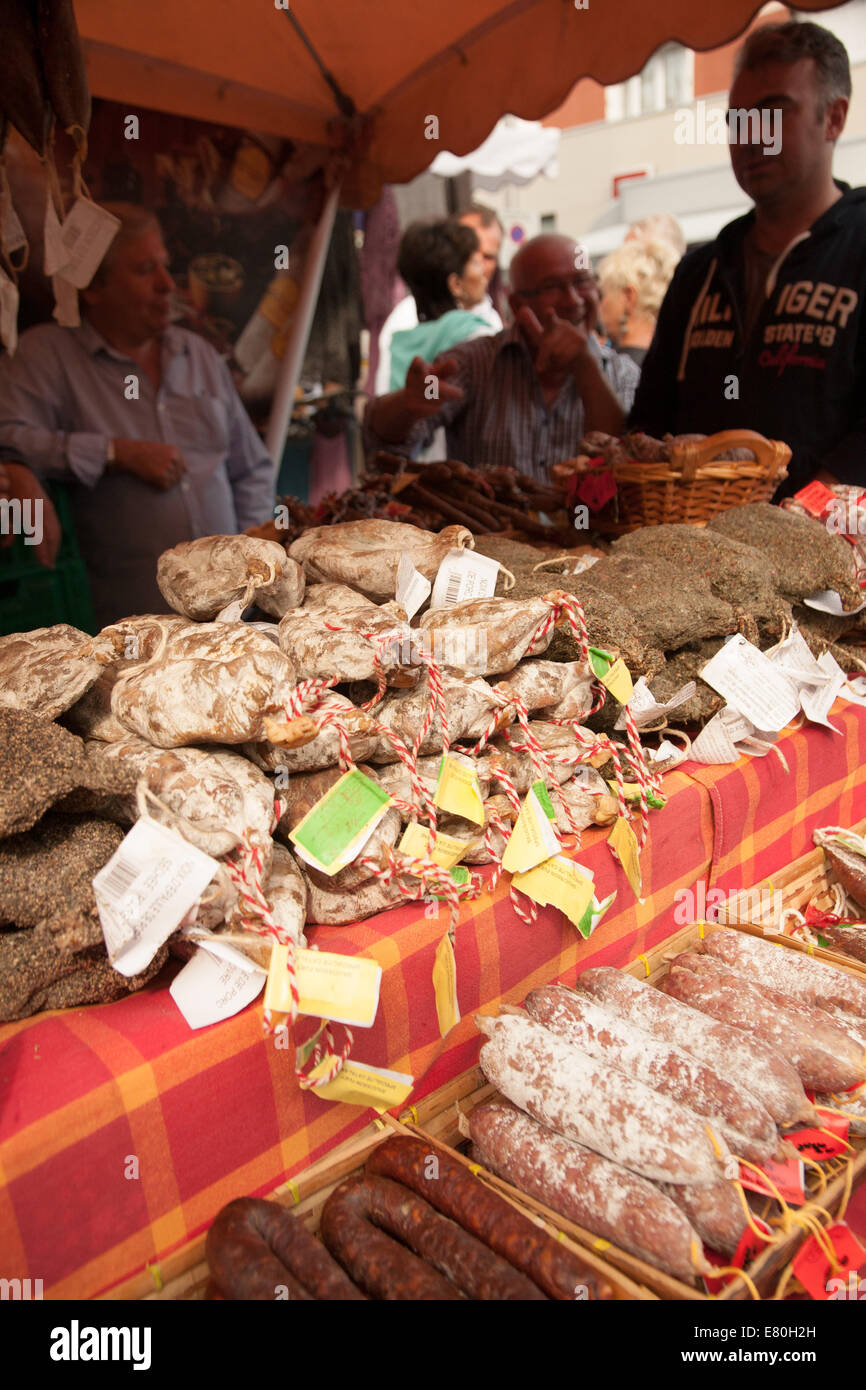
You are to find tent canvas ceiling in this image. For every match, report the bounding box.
[75,0,846,205]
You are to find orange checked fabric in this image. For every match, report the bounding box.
[1,701,865,1299]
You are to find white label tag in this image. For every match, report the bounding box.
[691,706,754,765]
[430,548,500,609]
[800,650,845,732]
[614,677,696,731]
[0,267,19,355]
[0,181,27,259]
[43,193,69,277]
[170,944,266,1029]
[803,590,866,617]
[648,738,685,765]
[700,634,800,733]
[396,550,431,620]
[93,816,219,977]
[56,198,122,289]
[51,274,80,328]
[843,676,866,707]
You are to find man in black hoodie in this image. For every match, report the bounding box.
[629,21,864,496]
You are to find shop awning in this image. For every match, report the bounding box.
[74,0,845,207]
[431,116,560,188]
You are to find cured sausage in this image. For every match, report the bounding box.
[469,1101,706,1281]
[524,985,778,1163]
[477,1012,730,1186]
[0,0,52,155]
[365,1134,611,1299]
[662,953,866,1093]
[36,0,91,134]
[577,967,813,1125]
[206,1196,364,1300]
[699,927,866,1021]
[321,1173,545,1300]
[319,1175,461,1299]
[659,1181,749,1259]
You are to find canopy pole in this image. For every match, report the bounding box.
[265,178,342,464]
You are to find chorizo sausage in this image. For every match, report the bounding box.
[205,1196,364,1300]
[319,1175,461,1299]
[365,1134,611,1299]
[524,985,778,1164]
[659,1181,749,1259]
[577,966,813,1125]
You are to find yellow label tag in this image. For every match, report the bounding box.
[306,1059,414,1113]
[600,657,634,704]
[434,756,485,825]
[432,933,460,1036]
[398,822,467,869]
[265,945,382,1027]
[608,816,643,898]
[501,786,561,874]
[511,855,594,930]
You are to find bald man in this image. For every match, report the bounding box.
[364,234,639,482]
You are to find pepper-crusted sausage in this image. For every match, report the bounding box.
[366,1134,612,1299]
[205,1196,364,1300]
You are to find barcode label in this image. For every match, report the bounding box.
[97,853,139,903]
[444,570,462,605]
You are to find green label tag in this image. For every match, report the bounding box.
[290,769,392,874]
[817,934,830,949]
[431,865,471,900]
[531,779,556,820]
[588,646,613,678]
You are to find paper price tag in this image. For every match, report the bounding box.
[814,1106,852,1142]
[614,677,696,731]
[792,1222,866,1301]
[738,1155,806,1206]
[430,547,500,609]
[511,855,594,930]
[803,589,866,617]
[52,274,80,328]
[794,480,836,519]
[396,550,431,620]
[290,768,392,874]
[576,889,616,940]
[398,821,467,868]
[502,782,560,874]
[700,634,800,732]
[43,192,69,277]
[93,817,219,978]
[588,646,613,678]
[433,932,460,1036]
[305,1059,414,1112]
[608,816,642,899]
[170,944,266,1029]
[703,1216,773,1294]
[609,781,666,810]
[429,865,471,901]
[434,755,485,825]
[265,944,382,1028]
[56,198,122,289]
[787,1125,850,1161]
[0,181,27,260]
[599,657,633,705]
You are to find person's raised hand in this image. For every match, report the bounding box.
[113,440,187,491]
[1,462,62,568]
[402,355,464,417]
[517,305,589,375]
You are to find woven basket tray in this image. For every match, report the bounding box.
[566,428,791,535]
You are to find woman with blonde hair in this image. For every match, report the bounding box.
[597,239,681,366]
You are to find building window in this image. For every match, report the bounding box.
[540,213,557,232]
[605,43,693,120]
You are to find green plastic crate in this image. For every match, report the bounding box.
[0,480,96,636]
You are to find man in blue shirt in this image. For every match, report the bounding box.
[0,203,275,626]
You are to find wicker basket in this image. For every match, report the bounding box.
[566,428,791,536]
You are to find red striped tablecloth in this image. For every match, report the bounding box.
[1,701,864,1298]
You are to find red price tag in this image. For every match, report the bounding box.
[576,467,617,512]
[792,1222,866,1301]
[787,1107,850,1160]
[739,1155,806,1206]
[814,1106,851,1143]
[703,1217,773,1295]
[794,480,836,518]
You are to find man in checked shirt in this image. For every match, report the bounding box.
[365,234,639,484]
